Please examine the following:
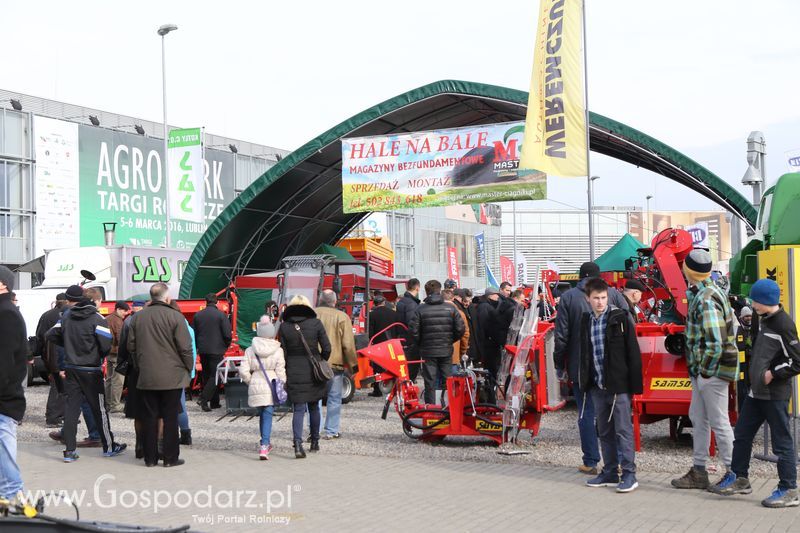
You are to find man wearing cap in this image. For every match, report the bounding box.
[0,265,28,501]
[366,295,398,397]
[476,287,502,401]
[554,261,629,475]
[35,293,69,427]
[671,250,738,491]
[710,278,800,507]
[621,279,647,324]
[47,285,126,462]
[104,301,129,413]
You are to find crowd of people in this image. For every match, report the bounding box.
[1,253,799,510]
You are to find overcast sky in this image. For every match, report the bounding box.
[3,0,798,212]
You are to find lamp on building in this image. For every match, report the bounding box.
[588,175,599,260]
[252,153,283,162]
[158,22,179,248]
[228,144,238,154]
[9,99,22,111]
[117,124,146,135]
[88,115,101,127]
[742,131,766,209]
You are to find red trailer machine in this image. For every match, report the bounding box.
[621,228,737,450]
[358,308,565,445]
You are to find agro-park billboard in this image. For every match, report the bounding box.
[34,116,235,256]
[341,122,547,213]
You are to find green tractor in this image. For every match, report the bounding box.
[729,172,800,296]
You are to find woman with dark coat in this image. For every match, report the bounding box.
[279,295,332,458]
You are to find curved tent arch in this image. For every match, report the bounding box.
[180,80,756,298]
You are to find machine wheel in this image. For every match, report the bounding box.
[377,378,395,396]
[341,372,355,405]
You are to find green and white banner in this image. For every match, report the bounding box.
[33,116,236,254]
[168,128,205,223]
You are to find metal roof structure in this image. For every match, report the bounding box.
[179,80,757,298]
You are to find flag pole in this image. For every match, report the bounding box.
[582,0,595,261]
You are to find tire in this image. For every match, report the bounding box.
[341,372,355,404]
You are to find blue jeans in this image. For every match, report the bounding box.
[732,396,797,490]
[81,401,100,440]
[574,382,600,468]
[591,389,636,475]
[259,406,274,446]
[178,389,190,432]
[292,402,320,442]
[0,414,23,499]
[323,370,344,436]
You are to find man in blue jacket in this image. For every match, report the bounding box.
[710,279,800,508]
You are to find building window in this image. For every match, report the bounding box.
[0,109,30,159]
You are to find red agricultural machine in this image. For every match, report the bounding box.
[618,228,737,450]
[358,306,565,445]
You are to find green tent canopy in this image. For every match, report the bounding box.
[595,234,646,272]
[313,244,356,261]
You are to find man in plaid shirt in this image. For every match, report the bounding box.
[580,277,642,493]
[672,250,739,491]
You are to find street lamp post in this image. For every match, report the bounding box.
[588,175,599,260]
[158,23,178,248]
[645,194,653,239]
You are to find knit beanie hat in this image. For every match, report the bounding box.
[739,306,753,318]
[579,262,600,279]
[0,265,14,292]
[65,284,85,302]
[749,279,781,306]
[683,249,713,281]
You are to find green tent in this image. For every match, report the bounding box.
[313,244,356,261]
[595,234,646,272]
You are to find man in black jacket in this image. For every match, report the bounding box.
[47,285,126,462]
[369,295,399,343]
[710,279,800,507]
[0,265,28,500]
[410,280,465,404]
[554,261,629,475]
[366,295,398,396]
[580,278,642,493]
[395,278,421,381]
[477,288,502,378]
[194,293,232,411]
[35,293,68,427]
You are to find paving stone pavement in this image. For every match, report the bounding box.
[12,441,800,532]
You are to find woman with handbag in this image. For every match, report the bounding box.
[279,295,332,458]
[240,334,286,460]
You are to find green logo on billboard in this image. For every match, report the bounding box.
[57,264,75,272]
[132,256,172,283]
[178,151,195,213]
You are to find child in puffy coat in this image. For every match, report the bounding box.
[240,335,287,460]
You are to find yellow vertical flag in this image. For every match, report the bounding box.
[520,0,588,177]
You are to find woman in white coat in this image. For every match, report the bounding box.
[240,335,286,460]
